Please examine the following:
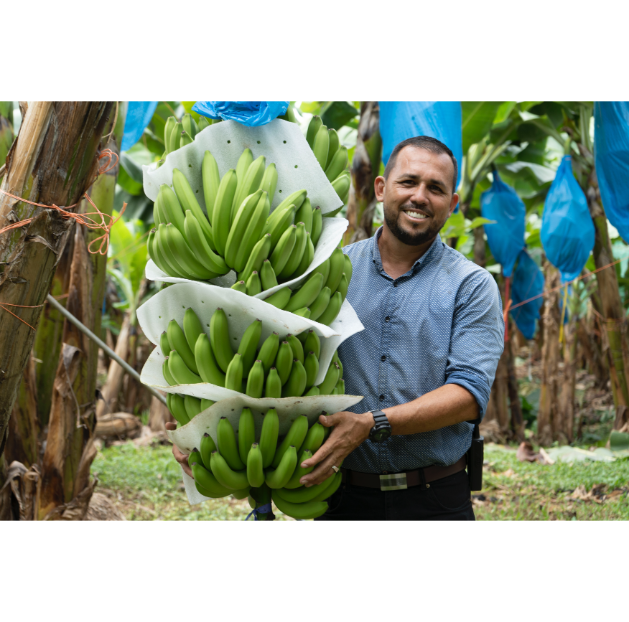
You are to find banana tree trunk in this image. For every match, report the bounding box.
[586,168,629,430]
[0,102,114,462]
[344,102,381,245]
[505,318,524,442]
[558,318,578,443]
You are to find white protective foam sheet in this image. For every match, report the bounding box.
[137,282,364,393]
[170,393,364,505]
[144,216,349,297]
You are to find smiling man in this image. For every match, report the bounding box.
[300,135,505,520]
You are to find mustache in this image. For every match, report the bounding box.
[398,202,432,217]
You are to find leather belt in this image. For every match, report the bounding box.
[340,455,467,491]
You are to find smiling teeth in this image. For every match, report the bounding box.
[404,211,428,220]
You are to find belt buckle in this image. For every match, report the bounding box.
[379,472,407,491]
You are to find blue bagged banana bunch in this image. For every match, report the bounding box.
[160,308,345,417]
[187,406,342,519]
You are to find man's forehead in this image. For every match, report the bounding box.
[395,145,453,178]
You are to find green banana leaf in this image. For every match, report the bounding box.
[461,102,504,153]
[118,153,144,195]
[321,101,359,131]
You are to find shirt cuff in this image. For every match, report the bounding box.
[443,376,489,420]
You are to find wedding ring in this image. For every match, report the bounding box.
[332,465,340,473]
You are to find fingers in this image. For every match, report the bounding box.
[300,437,334,469]
[182,463,193,478]
[301,453,340,487]
[319,412,340,427]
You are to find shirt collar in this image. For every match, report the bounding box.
[371,226,445,276]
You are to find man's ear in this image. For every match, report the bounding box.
[449,193,460,216]
[374,176,386,202]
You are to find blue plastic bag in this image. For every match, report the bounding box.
[192,101,288,127]
[121,101,158,151]
[510,249,544,339]
[541,155,595,283]
[378,101,463,190]
[480,171,526,278]
[594,102,629,243]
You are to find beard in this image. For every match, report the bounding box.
[383,202,447,247]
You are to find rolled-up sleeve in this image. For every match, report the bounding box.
[444,270,504,419]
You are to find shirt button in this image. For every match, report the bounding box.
[379,394,385,401]
[381,355,386,361]
[393,282,398,287]
[385,316,390,322]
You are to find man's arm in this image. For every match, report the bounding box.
[299,383,478,487]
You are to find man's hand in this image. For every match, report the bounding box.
[298,411,372,487]
[165,422,193,478]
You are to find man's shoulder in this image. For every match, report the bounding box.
[439,244,497,291]
[342,237,373,261]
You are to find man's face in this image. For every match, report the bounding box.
[375,146,459,247]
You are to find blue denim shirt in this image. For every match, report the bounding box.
[339,227,504,473]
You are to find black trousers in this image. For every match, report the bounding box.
[314,469,475,521]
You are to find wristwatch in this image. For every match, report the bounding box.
[369,410,391,443]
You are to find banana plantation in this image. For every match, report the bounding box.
[1,100,629,522]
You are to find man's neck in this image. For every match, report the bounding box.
[377,226,436,280]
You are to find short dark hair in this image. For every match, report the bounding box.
[383,135,458,193]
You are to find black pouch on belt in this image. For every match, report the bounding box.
[467,421,484,491]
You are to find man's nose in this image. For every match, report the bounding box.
[409,183,429,205]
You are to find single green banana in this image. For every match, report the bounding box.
[147,230,168,274]
[306,115,322,148]
[246,443,265,488]
[153,193,164,226]
[335,379,345,394]
[202,151,221,223]
[232,151,262,221]
[292,232,314,279]
[257,332,280,374]
[325,247,345,293]
[311,206,323,247]
[304,386,320,397]
[266,190,307,227]
[200,398,215,411]
[188,448,203,470]
[264,287,291,310]
[238,233,272,284]
[317,361,340,394]
[159,331,171,356]
[159,184,186,235]
[336,273,349,302]
[216,417,246,470]
[294,307,311,318]
[285,334,304,365]
[181,113,197,139]
[309,286,332,321]
[163,117,176,154]
[235,147,254,188]
[282,359,307,397]
[343,254,353,284]
[184,211,229,275]
[275,341,294,385]
[271,491,328,520]
[212,169,238,257]
[200,432,217,470]
[225,190,264,270]
[237,319,262,376]
[155,225,191,278]
[167,319,199,374]
[245,359,265,398]
[317,291,343,326]
[184,394,202,419]
[259,408,279,468]
[234,192,270,272]
[168,350,203,384]
[167,121,182,154]
[162,359,177,386]
[311,470,342,502]
[284,449,314,489]
[183,307,204,352]
[191,462,233,498]
[285,272,324,313]
[225,353,244,392]
[210,308,234,373]
[279,472,335,501]
[231,487,251,500]
[264,367,282,398]
[294,198,313,234]
[260,259,278,291]
[265,445,298,489]
[332,172,351,202]
[304,351,320,390]
[259,163,278,205]
[272,415,308,469]
[164,223,217,280]
[313,125,330,169]
[238,407,256,465]
[326,128,340,168]
[299,421,326,455]
[246,271,262,296]
[270,224,297,275]
[279,221,307,278]
[312,256,330,284]
[173,168,213,245]
[303,330,321,359]
[325,145,349,182]
[197,116,210,131]
[195,333,226,386]
[264,204,296,250]
[231,280,247,293]
[210,450,249,490]
[169,393,190,425]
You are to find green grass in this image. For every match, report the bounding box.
[92,441,629,521]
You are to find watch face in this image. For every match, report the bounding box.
[372,428,391,442]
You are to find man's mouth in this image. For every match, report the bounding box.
[402,208,429,221]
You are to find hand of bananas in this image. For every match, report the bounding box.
[160,307,345,420]
[161,113,213,160]
[187,407,342,520]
